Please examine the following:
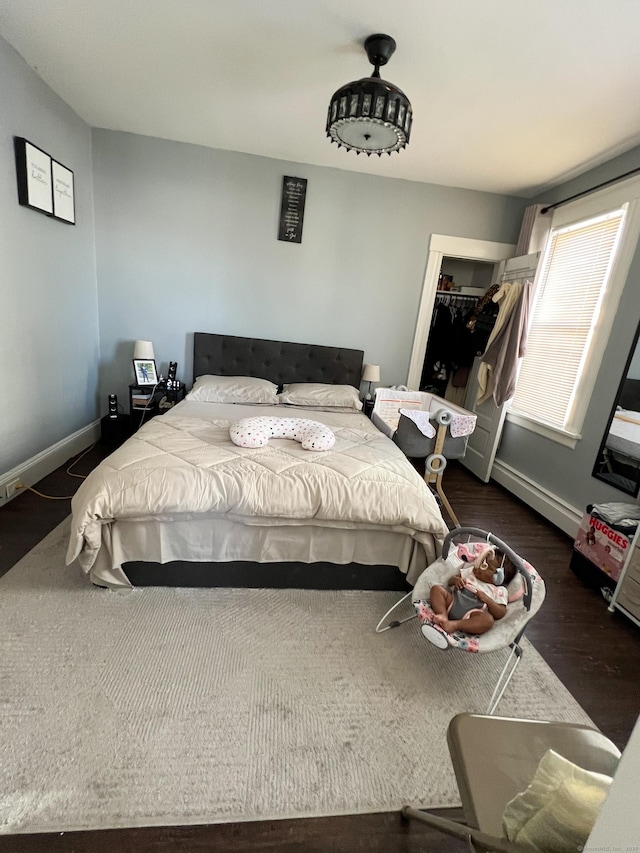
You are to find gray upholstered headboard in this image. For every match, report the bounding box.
[193,333,364,388]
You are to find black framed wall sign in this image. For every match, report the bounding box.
[14,137,53,215]
[52,159,75,224]
[278,176,307,243]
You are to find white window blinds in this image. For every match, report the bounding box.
[511,208,626,430]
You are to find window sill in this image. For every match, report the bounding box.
[505,411,580,449]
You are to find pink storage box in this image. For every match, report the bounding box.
[573,511,634,583]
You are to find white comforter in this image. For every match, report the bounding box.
[67,401,449,573]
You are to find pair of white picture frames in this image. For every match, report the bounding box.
[14,136,75,224]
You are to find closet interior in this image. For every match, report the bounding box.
[420,257,499,403]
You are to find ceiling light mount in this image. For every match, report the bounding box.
[364,34,396,75]
[326,33,412,157]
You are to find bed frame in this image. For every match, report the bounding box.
[123,332,412,591]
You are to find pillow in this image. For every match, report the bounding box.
[230,416,335,451]
[187,375,279,405]
[278,383,363,411]
[502,749,613,852]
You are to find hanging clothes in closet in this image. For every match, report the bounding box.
[420,289,500,396]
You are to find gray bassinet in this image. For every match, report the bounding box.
[393,412,469,459]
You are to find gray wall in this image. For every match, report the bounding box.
[0,35,99,473]
[496,145,640,508]
[92,130,526,406]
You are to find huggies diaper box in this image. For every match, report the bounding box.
[573,512,632,582]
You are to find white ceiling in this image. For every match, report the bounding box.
[2,0,640,197]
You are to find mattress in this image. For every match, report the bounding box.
[66,400,449,589]
[606,409,640,462]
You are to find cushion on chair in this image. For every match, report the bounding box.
[502,749,613,851]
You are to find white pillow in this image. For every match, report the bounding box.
[502,749,613,852]
[187,375,279,405]
[278,383,363,411]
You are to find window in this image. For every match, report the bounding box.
[508,177,640,448]
[511,209,626,434]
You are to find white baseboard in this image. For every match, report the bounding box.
[0,420,101,506]
[491,459,583,538]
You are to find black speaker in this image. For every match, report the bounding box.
[100,414,130,448]
[166,361,178,390]
[108,393,118,419]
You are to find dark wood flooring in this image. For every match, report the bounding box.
[0,445,638,852]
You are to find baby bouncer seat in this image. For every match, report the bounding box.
[376,527,546,714]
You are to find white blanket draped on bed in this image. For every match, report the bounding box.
[66,401,449,586]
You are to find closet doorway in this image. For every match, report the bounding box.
[420,257,496,404]
[407,235,515,480]
[407,235,516,392]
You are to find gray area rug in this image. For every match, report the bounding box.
[0,518,593,835]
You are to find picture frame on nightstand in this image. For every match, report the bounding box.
[133,358,159,387]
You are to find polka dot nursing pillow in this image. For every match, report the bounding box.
[230,416,336,451]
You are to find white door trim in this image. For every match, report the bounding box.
[407,235,516,390]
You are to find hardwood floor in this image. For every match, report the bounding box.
[0,445,638,852]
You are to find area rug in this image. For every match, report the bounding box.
[0,518,593,835]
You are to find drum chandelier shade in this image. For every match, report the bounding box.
[326,34,412,156]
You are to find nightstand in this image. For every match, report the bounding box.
[363,398,375,418]
[129,382,186,431]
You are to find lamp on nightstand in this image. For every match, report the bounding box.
[362,363,380,400]
[133,340,155,362]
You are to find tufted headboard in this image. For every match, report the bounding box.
[193,332,364,389]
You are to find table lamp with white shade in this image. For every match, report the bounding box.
[133,340,155,361]
[362,363,380,400]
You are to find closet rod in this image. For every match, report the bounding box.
[435,292,478,301]
[540,164,640,214]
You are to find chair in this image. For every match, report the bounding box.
[402,712,621,852]
[376,527,546,714]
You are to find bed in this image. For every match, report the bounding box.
[606,409,640,462]
[599,408,640,492]
[66,332,450,590]
[594,378,640,494]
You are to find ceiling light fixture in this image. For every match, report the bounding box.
[326,34,412,157]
